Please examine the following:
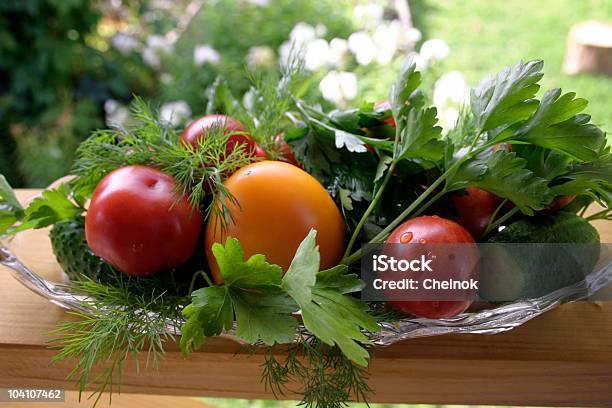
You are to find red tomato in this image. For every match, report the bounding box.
[384,216,478,319]
[541,195,576,214]
[180,114,257,156]
[449,187,498,238]
[85,165,202,277]
[374,100,396,128]
[205,161,345,283]
[273,133,300,167]
[253,144,268,159]
[492,143,512,153]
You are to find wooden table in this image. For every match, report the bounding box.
[1,189,612,407]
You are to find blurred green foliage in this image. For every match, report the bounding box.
[2,0,610,188]
[160,0,355,114]
[0,0,156,187]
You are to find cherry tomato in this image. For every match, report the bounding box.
[384,216,478,319]
[273,133,300,167]
[253,144,268,159]
[205,161,345,283]
[85,165,202,277]
[374,100,396,128]
[180,114,257,156]
[541,195,576,214]
[492,143,512,152]
[449,187,498,238]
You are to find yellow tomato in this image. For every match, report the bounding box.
[205,161,346,283]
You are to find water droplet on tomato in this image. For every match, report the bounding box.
[400,232,413,243]
[419,238,427,244]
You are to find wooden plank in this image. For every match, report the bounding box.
[12,392,212,408]
[1,189,611,406]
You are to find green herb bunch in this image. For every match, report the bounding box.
[286,58,610,264]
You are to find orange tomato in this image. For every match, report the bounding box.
[205,161,346,283]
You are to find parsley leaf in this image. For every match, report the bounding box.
[389,57,444,162]
[448,150,552,214]
[510,89,605,161]
[471,59,543,132]
[0,206,19,235]
[395,106,445,162]
[0,175,23,211]
[180,238,298,357]
[551,150,612,206]
[389,57,423,127]
[282,230,379,366]
[9,184,84,234]
[0,175,23,235]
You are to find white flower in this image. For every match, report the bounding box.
[280,22,319,67]
[433,71,470,107]
[242,88,257,111]
[147,34,173,54]
[415,53,428,71]
[348,31,377,66]
[315,24,328,37]
[352,3,384,30]
[247,0,269,6]
[141,34,173,68]
[403,27,422,45]
[304,39,330,71]
[420,39,450,64]
[289,22,317,47]
[433,71,470,133]
[142,47,160,68]
[438,106,460,133]
[373,21,401,64]
[150,0,175,10]
[319,71,357,107]
[327,38,348,67]
[278,41,293,67]
[104,100,130,128]
[193,44,220,66]
[246,46,275,69]
[160,73,173,84]
[160,101,192,127]
[111,33,139,55]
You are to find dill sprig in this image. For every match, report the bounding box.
[155,123,253,230]
[234,52,307,153]
[262,337,373,408]
[71,97,254,230]
[49,273,187,406]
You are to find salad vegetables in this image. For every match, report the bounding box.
[85,165,202,277]
[0,55,610,407]
[204,160,346,283]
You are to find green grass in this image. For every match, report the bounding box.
[416,0,612,131]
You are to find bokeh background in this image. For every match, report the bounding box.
[1,0,611,190]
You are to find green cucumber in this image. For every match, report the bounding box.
[50,216,115,285]
[50,216,198,297]
[479,212,600,301]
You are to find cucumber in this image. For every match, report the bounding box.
[479,212,600,301]
[50,217,199,297]
[50,217,115,285]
